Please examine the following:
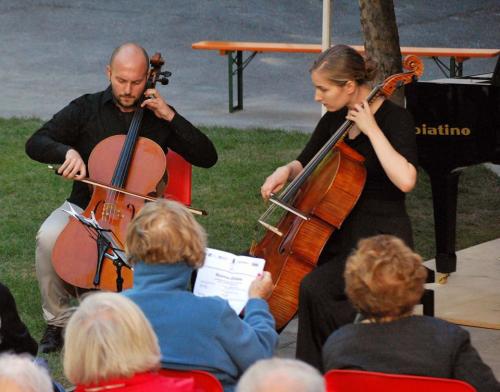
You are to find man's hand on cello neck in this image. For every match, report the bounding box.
[141,88,176,122]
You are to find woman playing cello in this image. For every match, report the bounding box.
[260,44,418,371]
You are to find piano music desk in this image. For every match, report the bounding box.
[191,41,500,112]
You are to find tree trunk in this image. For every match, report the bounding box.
[358,0,404,105]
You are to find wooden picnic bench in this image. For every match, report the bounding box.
[192,40,500,112]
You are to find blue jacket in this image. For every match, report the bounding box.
[122,262,278,392]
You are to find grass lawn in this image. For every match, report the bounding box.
[1,117,499,386]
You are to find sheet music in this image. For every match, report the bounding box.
[193,248,265,314]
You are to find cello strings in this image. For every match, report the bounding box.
[105,108,144,223]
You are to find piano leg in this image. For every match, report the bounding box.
[421,289,435,316]
[428,169,464,274]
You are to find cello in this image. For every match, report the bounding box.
[250,55,424,330]
[51,53,171,292]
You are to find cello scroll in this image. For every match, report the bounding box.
[147,53,171,87]
[379,55,424,97]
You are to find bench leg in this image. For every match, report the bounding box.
[237,51,243,110]
[449,57,463,77]
[431,56,464,78]
[227,50,243,112]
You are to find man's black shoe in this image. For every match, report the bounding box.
[39,325,63,353]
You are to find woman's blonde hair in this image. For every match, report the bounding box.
[345,235,427,320]
[0,353,53,392]
[237,358,324,392]
[126,199,207,267]
[63,292,160,385]
[310,44,378,86]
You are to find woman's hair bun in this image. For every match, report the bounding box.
[364,58,378,81]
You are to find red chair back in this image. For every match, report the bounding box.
[163,150,192,206]
[159,368,223,392]
[325,369,477,392]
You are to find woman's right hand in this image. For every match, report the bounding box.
[260,166,291,200]
[260,161,304,200]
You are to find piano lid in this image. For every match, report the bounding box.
[427,73,493,85]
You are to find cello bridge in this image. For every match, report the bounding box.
[102,203,124,219]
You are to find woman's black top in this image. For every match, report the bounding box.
[296,100,418,260]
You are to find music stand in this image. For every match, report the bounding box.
[62,203,132,292]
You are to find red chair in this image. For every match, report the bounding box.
[159,368,223,392]
[325,369,477,392]
[163,150,192,206]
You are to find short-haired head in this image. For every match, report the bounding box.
[236,357,325,392]
[126,199,207,268]
[106,43,150,111]
[109,42,149,72]
[0,353,53,392]
[310,44,378,86]
[63,292,160,385]
[345,234,427,320]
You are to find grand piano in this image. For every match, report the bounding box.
[405,59,500,274]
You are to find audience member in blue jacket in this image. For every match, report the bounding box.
[122,200,278,392]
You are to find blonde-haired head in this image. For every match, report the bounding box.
[310,44,378,86]
[237,357,324,392]
[345,234,427,320]
[63,292,160,385]
[0,353,53,392]
[126,199,207,267]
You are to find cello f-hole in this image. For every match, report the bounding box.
[93,200,104,216]
[126,203,136,219]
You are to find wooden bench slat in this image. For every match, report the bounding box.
[192,40,500,59]
[399,46,500,58]
[192,41,323,54]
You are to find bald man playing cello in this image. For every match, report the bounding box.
[26,42,217,353]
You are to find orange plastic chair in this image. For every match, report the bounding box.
[163,150,192,206]
[159,368,223,392]
[325,369,477,392]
